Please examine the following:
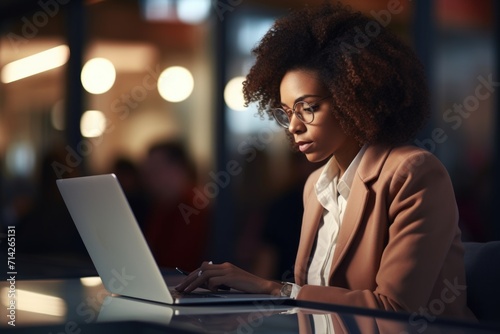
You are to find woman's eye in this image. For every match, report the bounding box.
[305,104,319,112]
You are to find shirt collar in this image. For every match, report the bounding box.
[315,155,339,197]
[315,144,368,201]
[337,144,368,199]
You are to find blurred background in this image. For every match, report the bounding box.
[0,0,498,280]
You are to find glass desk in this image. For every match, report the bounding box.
[1,276,499,333]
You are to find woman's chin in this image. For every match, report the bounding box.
[303,152,329,164]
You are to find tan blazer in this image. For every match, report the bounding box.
[294,143,475,320]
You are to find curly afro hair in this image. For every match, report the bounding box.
[242,2,429,145]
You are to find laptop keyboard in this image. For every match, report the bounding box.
[169,288,223,299]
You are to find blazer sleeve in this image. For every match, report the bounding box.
[297,151,463,313]
[379,151,461,311]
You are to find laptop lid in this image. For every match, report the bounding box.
[57,174,174,304]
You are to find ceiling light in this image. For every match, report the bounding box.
[1,45,69,83]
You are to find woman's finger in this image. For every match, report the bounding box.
[182,267,229,293]
[175,264,204,291]
[175,261,219,291]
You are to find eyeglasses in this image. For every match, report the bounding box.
[271,96,331,128]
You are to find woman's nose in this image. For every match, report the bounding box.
[288,113,305,134]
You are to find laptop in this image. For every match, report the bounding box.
[56,173,291,305]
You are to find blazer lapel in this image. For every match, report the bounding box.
[328,144,392,278]
[328,175,369,277]
[295,196,323,285]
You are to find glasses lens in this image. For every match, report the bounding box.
[295,101,314,124]
[272,109,290,127]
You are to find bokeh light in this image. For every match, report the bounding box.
[157,66,194,102]
[81,58,116,94]
[5,142,36,177]
[80,110,107,138]
[1,45,69,83]
[177,0,211,24]
[224,76,246,111]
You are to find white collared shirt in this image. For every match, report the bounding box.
[290,145,367,298]
[291,145,366,333]
[307,144,367,285]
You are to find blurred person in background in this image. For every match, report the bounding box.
[141,141,210,271]
[111,157,148,230]
[253,152,319,281]
[16,147,86,258]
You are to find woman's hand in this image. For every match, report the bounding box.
[174,261,282,295]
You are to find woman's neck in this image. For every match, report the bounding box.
[334,140,362,178]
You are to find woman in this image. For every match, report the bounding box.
[176,3,475,319]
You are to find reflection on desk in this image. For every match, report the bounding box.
[99,295,297,333]
[1,277,499,334]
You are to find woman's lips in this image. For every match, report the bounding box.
[297,141,313,152]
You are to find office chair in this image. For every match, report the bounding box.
[463,241,500,322]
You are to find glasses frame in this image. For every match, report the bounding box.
[271,96,331,128]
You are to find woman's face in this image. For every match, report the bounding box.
[279,69,357,163]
